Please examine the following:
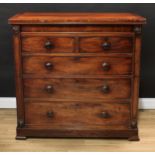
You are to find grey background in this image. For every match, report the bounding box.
[0,3,154,97]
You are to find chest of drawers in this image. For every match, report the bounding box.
[9,12,146,140]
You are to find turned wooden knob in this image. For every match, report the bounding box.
[47,111,54,118]
[44,62,53,70]
[102,62,110,71]
[44,41,53,49]
[45,85,54,93]
[102,85,110,93]
[102,41,111,50]
[100,112,110,118]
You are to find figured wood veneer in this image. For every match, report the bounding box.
[9,12,146,140]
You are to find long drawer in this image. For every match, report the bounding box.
[25,101,130,129]
[23,56,132,75]
[23,78,131,100]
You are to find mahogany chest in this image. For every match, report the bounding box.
[9,12,146,140]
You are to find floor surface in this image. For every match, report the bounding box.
[0,109,155,152]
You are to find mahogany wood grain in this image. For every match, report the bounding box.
[21,32,134,53]
[22,36,74,53]
[8,12,146,25]
[25,101,130,129]
[12,26,25,128]
[131,31,142,130]
[23,78,131,100]
[22,52,132,57]
[21,32,134,37]
[9,12,146,140]
[21,25,133,32]
[5,109,155,151]
[23,56,132,75]
[80,36,133,53]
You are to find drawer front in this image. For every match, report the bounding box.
[24,78,131,100]
[79,36,133,53]
[22,36,75,53]
[23,56,132,75]
[25,101,130,129]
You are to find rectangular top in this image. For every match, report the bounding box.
[8,12,146,25]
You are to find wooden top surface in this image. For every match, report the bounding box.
[8,12,146,25]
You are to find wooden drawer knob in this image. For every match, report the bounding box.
[44,62,53,70]
[102,41,111,50]
[102,62,110,71]
[45,85,54,93]
[47,111,54,118]
[44,41,53,49]
[100,112,110,118]
[102,85,110,93]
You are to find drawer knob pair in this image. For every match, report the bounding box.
[102,41,111,50]
[102,62,110,71]
[102,85,110,93]
[45,85,54,93]
[47,111,54,118]
[44,41,53,49]
[44,62,53,70]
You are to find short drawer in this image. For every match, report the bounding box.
[23,56,132,75]
[23,78,131,100]
[79,36,133,53]
[22,36,75,53]
[25,101,130,129]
